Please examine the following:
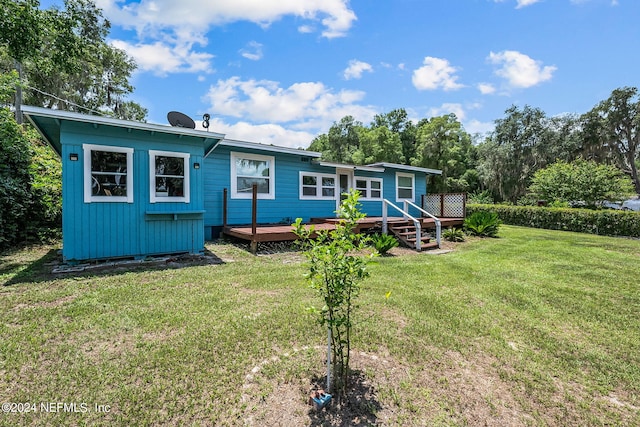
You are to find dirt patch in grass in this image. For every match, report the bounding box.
[227,341,639,426]
[229,344,593,426]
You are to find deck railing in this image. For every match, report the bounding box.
[404,200,441,248]
[382,199,423,251]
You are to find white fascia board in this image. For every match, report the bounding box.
[20,105,226,140]
[219,139,321,157]
[367,162,442,175]
[313,161,385,173]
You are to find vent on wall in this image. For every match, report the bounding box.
[301,157,310,162]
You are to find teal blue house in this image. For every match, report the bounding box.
[23,106,441,262]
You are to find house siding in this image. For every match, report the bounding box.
[60,121,208,262]
[203,147,430,232]
[204,146,336,228]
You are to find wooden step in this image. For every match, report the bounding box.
[406,236,431,243]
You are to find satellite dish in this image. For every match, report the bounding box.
[167,111,196,129]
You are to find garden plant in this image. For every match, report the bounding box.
[293,190,374,396]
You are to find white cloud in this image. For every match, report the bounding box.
[428,103,467,121]
[97,0,356,39]
[343,60,373,80]
[412,57,464,91]
[203,76,378,134]
[464,119,494,136]
[488,50,556,88]
[111,40,214,76]
[196,118,317,149]
[477,83,496,95]
[240,41,263,61]
[493,0,542,7]
[298,25,315,33]
[516,0,542,8]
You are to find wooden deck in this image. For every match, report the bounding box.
[223,216,464,251]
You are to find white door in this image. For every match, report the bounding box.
[336,169,353,213]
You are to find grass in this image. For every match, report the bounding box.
[1,226,639,426]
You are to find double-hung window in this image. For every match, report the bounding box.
[149,150,190,203]
[355,177,383,200]
[83,144,133,203]
[231,152,275,199]
[396,172,415,202]
[299,172,336,199]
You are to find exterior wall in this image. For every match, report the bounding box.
[378,167,428,218]
[60,121,206,262]
[204,145,336,229]
[203,146,431,234]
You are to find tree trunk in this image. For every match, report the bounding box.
[630,156,640,195]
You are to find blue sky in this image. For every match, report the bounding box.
[41,0,638,148]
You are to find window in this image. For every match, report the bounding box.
[231,152,275,199]
[300,172,336,199]
[355,177,383,200]
[149,150,190,203]
[83,144,133,203]
[396,172,414,201]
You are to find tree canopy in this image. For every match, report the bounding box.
[309,109,479,194]
[527,160,634,208]
[0,0,146,120]
[581,86,640,194]
[310,87,640,204]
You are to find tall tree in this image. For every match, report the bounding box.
[477,105,575,203]
[309,116,362,164]
[0,0,146,120]
[582,87,640,194]
[371,108,417,163]
[412,114,475,193]
[353,126,403,165]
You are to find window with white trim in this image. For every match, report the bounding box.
[355,177,383,200]
[231,152,275,199]
[83,144,133,203]
[396,172,415,201]
[149,150,190,203]
[299,172,336,199]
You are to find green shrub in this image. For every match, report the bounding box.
[442,227,465,242]
[468,190,494,204]
[1,108,32,250]
[468,203,640,237]
[370,233,399,254]
[464,211,501,237]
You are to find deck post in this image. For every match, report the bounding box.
[462,193,467,217]
[222,188,228,226]
[382,201,388,233]
[440,194,445,218]
[251,184,258,254]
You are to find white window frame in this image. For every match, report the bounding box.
[230,152,275,199]
[149,150,190,204]
[299,172,337,200]
[83,144,133,203]
[396,172,415,202]
[354,177,383,201]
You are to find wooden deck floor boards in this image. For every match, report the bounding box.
[223,216,464,244]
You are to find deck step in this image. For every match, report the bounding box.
[387,221,437,251]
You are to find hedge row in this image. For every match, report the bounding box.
[467,203,640,238]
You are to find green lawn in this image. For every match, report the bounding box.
[1,226,639,426]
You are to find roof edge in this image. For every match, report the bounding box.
[21,105,226,140]
[219,138,322,157]
[367,162,442,175]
